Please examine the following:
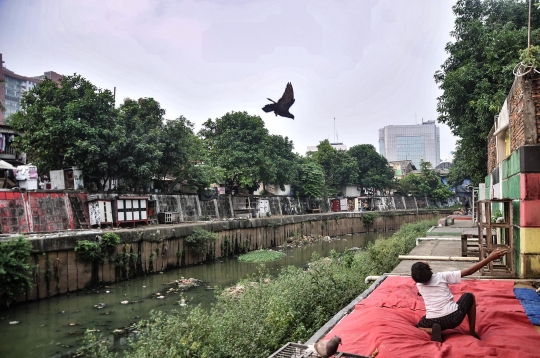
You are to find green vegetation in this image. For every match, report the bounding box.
[74,240,102,262]
[199,111,296,193]
[308,140,358,195]
[185,228,218,254]
[101,233,121,255]
[74,233,121,262]
[238,250,285,263]
[348,144,394,194]
[82,219,435,358]
[0,237,34,306]
[9,75,450,195]
[397,161,453,200]
[362,212,379,226]
[436,0,540,185]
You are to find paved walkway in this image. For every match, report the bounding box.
[392,237,483,277]
[393,219,482,276]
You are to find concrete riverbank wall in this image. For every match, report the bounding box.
[12,210,450,304]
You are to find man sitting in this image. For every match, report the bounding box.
[411,249,508,342]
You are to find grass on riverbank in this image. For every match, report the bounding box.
[83,219,436,358]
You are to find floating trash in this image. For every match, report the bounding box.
[9,321,19,325]
[94,303,106,309]
[120,300,129,305]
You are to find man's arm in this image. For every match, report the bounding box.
[461,249,508,277]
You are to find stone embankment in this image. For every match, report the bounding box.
[11,210,449,304]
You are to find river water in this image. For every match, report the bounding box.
[0,232,388,358]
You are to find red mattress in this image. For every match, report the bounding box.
[324,276,539,358]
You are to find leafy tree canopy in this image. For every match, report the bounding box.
[310,140,358,194]
[348,144,394,192]
[435,0,540,185]
[199,111,271,192]
[260,134,297,191]
[115,98,165,189]
[293,158,326,197]
[154,116,220,193]
[9,75,118,179]
[398,161,453,200]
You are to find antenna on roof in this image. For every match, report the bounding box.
[334,117,336,143]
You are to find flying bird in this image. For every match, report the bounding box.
[306,335,342,358]
[262,82,295,119]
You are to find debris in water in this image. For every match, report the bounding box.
[156,296,165,299]
[94,303,106,309]
[9,321,19,325]
[120,300,129,305]
[69,323,77,326]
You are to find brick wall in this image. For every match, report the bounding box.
[487,126,497,174]
[532,74,540,143]
[510,77,526,151]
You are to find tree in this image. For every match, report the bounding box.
[348,144,394,193]
[9,75,119,180]
[398,161,453,200]
[260,134,297,192]
[115,98,165,189]
[294,159,325,197]
[435,0,540,184]
[199,111,271,192]
[446,144,470,188]
[310,140,358,194]
[154,116,218,193]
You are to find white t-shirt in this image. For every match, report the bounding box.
[416,271,461,319]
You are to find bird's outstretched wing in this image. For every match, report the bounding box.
[277,82,295,110]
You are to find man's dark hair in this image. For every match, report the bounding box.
[411,262,432,283]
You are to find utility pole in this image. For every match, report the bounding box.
[529,0,532,49]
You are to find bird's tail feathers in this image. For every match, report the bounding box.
[262,104,275,112]
[267,98,276,103]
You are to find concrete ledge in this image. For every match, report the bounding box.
[306,275,388,344]
[398,255,478,262]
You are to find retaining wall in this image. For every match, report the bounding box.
[12,210,449,304]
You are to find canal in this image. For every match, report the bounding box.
[0,232,388,358]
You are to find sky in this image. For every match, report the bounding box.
[0,0,458,160]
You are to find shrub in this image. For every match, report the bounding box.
[362,212,378,225]
[75,233,120,262]
[185,228,218,254]
[101,233,120,255]
[74,240,102,261]
[0,236,34,305]
[84,219,436,358]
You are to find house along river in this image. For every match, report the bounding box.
[0,232,388,358]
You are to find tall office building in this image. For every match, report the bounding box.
[0,53,62,123]
[378,121,440,168]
